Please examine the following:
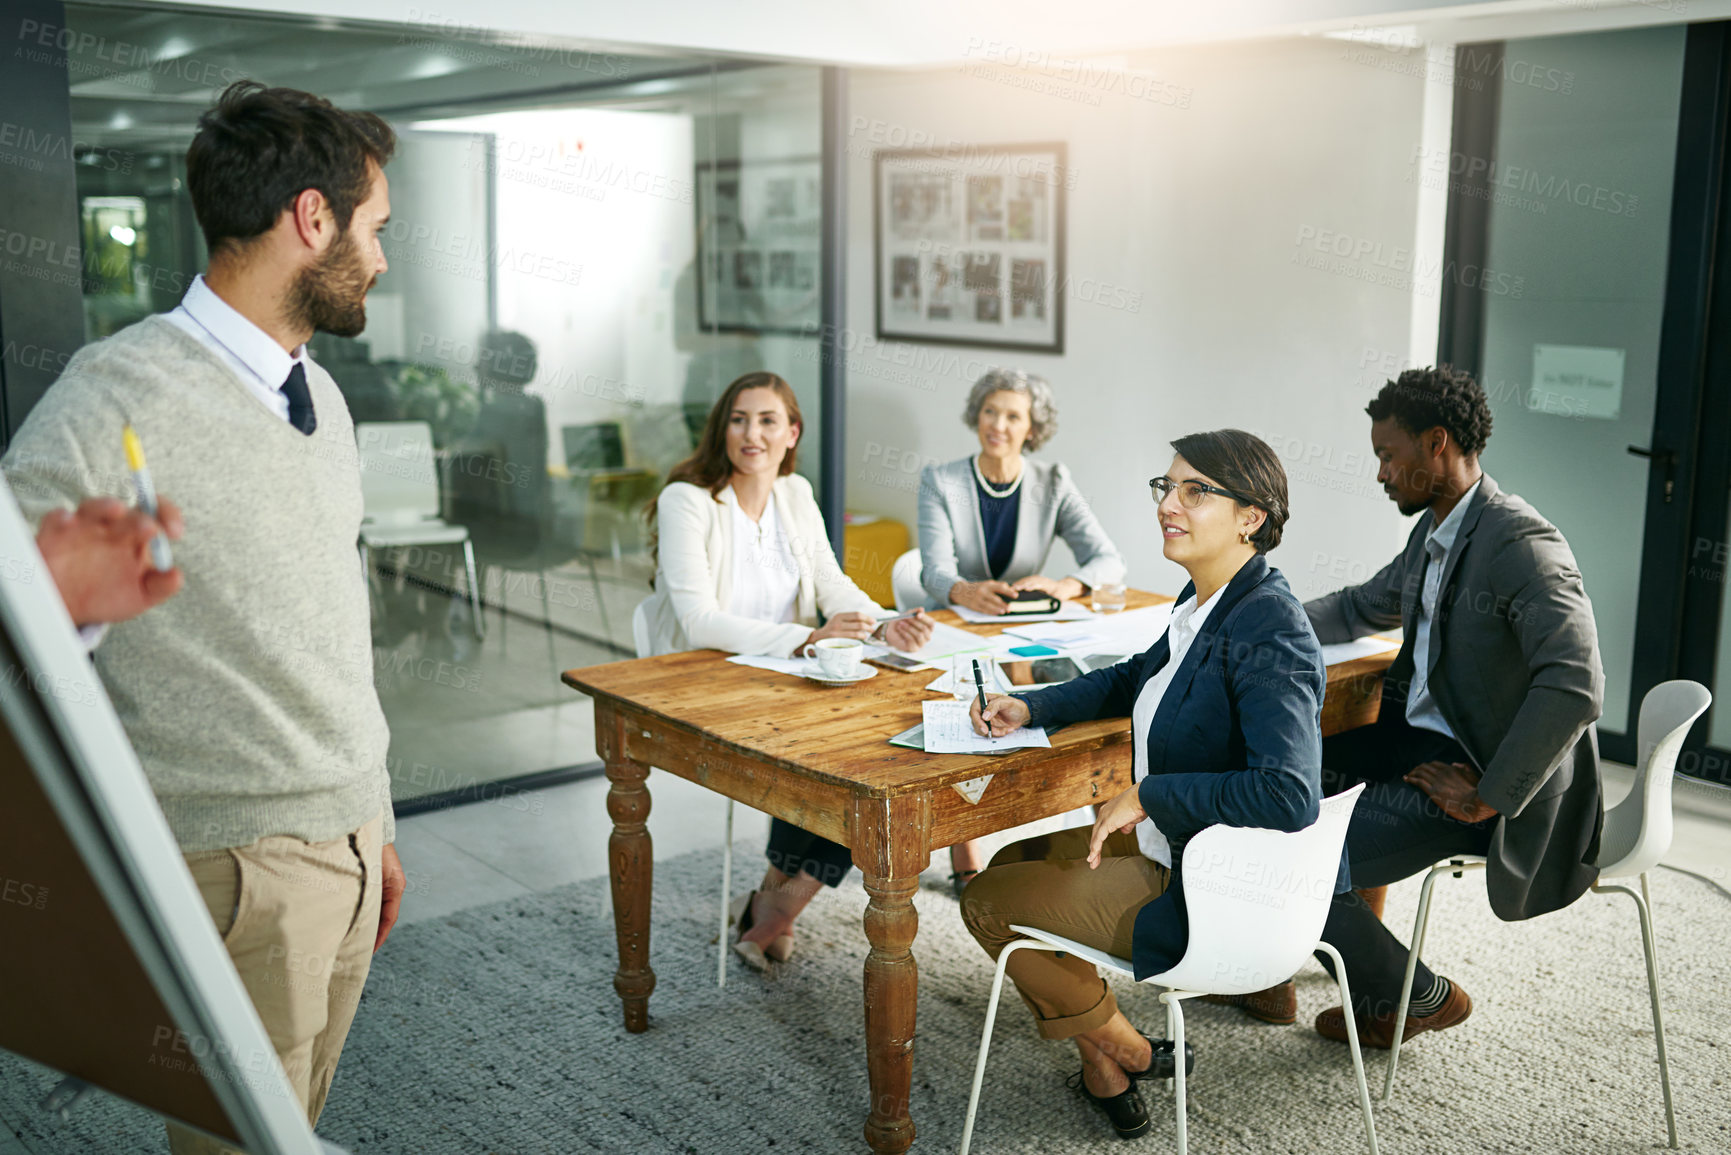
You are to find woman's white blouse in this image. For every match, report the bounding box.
[1128,585,1226,866]
[726,488,799,626]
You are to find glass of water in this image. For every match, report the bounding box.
[953,654,996,703]
[1091,581,1127,613]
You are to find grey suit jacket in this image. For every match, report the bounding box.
[917,456,1126,608]
[1305,474,1604,922]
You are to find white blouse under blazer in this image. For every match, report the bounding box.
[638,473,883,657]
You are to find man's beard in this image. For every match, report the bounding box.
[287,227,374,338]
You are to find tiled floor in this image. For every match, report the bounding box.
[392,758,1731,930]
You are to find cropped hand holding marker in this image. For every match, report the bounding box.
[37,496,184,628]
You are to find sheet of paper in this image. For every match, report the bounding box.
[890,621,998,669]
[1005,602,1175,655]
[921,700,1051,754]
[727,653,820,677]
[1320,634,1401,666]
[947,601,1095,625]
[923,665,1014,695]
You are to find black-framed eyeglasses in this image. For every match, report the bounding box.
[1149,476,1251,509]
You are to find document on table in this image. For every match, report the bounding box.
[921,700,1051,754]
[889,621,998,670]
[923,665,1014,695]
[732,642,905,678]
[1320,633,1402,666]
[727,653,820,678]
[947,601,1095,624]
[1005,603,1175,655]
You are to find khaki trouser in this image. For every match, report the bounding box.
[166,814,384,1154]
[960,826,1170,1040]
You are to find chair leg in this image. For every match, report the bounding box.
[462,540,485,640]
[1594,875,1678,1148]
[959,940,1061,1155]
[1383,860,1482,1100]
[538,567,556,670]
[717,800,734,989]
[1318,943,1381,1155]
[1165,992,1189,1155]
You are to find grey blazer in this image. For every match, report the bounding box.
[917,455,1126,608]
[1305,474,1604,923]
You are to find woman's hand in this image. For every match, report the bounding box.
[881,610,933,653]
[971,692,1028,737]
[803,611,876,652]
[951,579,1018,615]
[1014,574,1085,601]
[1087,783,1147,868]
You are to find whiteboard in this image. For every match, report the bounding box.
[0,479,346,1155]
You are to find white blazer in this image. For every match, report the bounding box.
[639,473,883,657]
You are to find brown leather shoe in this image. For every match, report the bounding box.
[1315,979,1473,1049]
[1201,980,1297,1025]
[1356,884,1388,920]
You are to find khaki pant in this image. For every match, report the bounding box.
[166,814,383,1154]
[960,826,1169,1040]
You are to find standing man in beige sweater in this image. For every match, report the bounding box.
[4,80,403,1154]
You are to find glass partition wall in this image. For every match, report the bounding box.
[61,4,825,803]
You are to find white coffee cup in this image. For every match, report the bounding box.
[803,637,865,678]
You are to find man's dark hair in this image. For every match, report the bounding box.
[186,80,396,256]
[1170,429,1290,553]
[1366,365,1493,457]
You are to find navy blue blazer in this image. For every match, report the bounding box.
[1016,555,1339,980]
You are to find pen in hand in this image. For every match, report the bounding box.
[972,658,989,730]
[122,424,174,572]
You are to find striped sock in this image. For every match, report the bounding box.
[1408,975,1452,1017]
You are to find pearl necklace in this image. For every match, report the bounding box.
[972,454,1024,498]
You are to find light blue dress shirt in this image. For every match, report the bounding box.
[1406,477,1482,739]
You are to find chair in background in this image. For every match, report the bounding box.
[1380,680,1711,1149]
[959,785,1378,1155]
[356,420,484,639]
[891,548,925,612]
[631,600,736,990]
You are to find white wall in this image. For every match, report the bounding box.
[843,37,1441,602]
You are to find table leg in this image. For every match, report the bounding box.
[600,709,655,1032]
[854,795,930,1155]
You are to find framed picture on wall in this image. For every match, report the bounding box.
[873,142,1067,354]
[695,157,822,335]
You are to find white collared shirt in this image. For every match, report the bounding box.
[1128,583,1227,866]
[724,487,799,627]
[162,274,304,422]
[1406,478,1483,739]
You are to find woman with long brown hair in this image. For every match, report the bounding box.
[638,371,932,969]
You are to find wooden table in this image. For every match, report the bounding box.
[562,592,1395,1153]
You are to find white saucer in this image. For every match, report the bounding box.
[804,666,879,686]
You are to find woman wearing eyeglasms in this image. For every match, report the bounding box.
[960,429,1336,1140]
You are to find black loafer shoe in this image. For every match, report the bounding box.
[1127,1032,1194,1082]
[1065,1069,1152,1140]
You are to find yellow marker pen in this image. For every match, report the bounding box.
[122,424,174,572]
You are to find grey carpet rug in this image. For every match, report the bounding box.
[3,841,1728,1154]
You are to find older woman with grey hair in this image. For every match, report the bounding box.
[919,368,1126,615]
[919,368,1127,891]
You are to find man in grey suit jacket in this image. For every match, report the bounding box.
[1213,366,1604,1048]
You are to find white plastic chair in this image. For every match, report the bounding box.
[1381,681,1710,1149]
[891,548,925,612]
[959,785,1378,1155]
[356,421,484,638]
[631,600,735,990]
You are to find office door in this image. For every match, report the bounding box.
[1445,24,1731,786]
